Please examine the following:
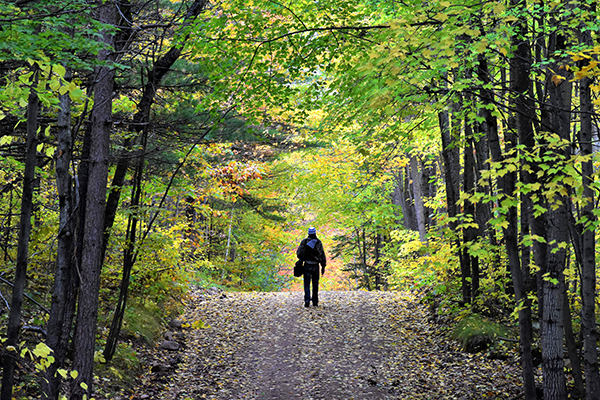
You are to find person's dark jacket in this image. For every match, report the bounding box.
[296,234,326,272]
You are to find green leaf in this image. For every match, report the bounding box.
[69,88,84,101]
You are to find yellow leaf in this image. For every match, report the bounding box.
[493,2,506,13]
[435,13,449,22]
[49,79,61,91]
[33,343,53,358]
[475,38,488,53]
[53,64,66,77]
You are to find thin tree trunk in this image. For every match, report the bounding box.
[225,205,235,262]
[463,128,478,303]
[505,2,537,396]
[373,233,382,290]
[361,228,370,291]
[103,128,146,361]
[439,107,468,303]
[102,0,208,256]
[409,156,427,243]
[0,70,39,400]
[579,19,600,397]
[43,68,77,399]
[474,54,496,247]
[562,264,584,399]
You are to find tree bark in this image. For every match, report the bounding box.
[439,107,469,303]
[399,167,418,231]
[579,20,600,398]
[463,127,478,303]
[562,267,585,398]
[537,26,570,400]
[69,2,117,398]
[43,69,78,400]
[0,70,39,400]
[505,1,538,397]
[474,54,496,247]
[409,156,427,243]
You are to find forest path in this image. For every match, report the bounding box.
[138,290,523,399]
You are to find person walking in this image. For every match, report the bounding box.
[296,227,326,307]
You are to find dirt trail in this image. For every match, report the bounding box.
[139,290,522,399]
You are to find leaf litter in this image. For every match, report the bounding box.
[132,290,523,399]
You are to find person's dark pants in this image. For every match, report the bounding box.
[303,268,320,306]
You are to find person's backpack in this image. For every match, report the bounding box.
[298,238,318,259]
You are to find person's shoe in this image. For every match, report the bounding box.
[304,302,310,307]
[313,303,318,307]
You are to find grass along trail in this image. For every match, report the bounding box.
[135,290,522,399]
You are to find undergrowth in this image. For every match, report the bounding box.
[451,313,510,353]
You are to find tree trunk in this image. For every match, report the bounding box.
[439,109,460,231]
[439,107,468,302]
[0,70,39,400]
[396,167,418,231]
[409,156,427,243]
[43,69,78,400]
[536,26,570,400]
[463,127,479,304]
[579,24,600,398]
[562,266,585,398]
[99,0,209,359]
[373,233,382,290]
[474,54,496,247]
[102,0,208,255]
[70,3,117,398]
[102,127,146,361]
[505,2,538,396]
[360,228,370,291]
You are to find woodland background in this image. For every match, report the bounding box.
[1,0,600,399]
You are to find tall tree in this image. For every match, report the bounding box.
[43,68,78,400]
[578,8,600,397]
[101,0,208,361]
[0,68,39,400]
[506,1,540,398]
[70,2,118,398]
